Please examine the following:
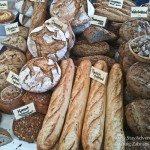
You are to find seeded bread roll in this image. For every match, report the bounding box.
[59,60,91,150]
[82,60,108,150]
[104,64,125,150]
[13,112,45,143]
[22,92,51,115]
[72,39,110,56]
[37,58,75,150]
[126,99,150,137]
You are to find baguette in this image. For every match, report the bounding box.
[82,60,108,150]
[104,64,125,150]
[29,0,48,33]
[37,58,75,150]
[58,60,91,150]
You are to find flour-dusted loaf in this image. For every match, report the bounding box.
[82,60,108,150]
[50,0,81,22]
[27,24,67,61]
[15,0,34,17]
[2,35,27,53]
[125,99,150,137]
[104,64,125,150]
[37,58,75,150]
[19,57,61,93]
[83,26,117,44]
[59,60,91,150]
[0,48,26,70]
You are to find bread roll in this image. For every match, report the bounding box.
[59,60,91,150]
[37,58,75,150]
[104,64,125,150]
[82,60,108,150]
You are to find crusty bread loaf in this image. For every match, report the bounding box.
[104,64,125,150]
[37,58,75,150]
[59,60,91,150]
[82,60,108,150]
[29,0,48,33]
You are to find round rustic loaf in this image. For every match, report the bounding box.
[125,99,150,137]
[13,112,45,143]
[0,64,18,91]
[27,24,67,61]
[0,48,26,70]
[126,62,150,99]
[22,91,51,114]
[19,57,61,93]
[0,85,24,114]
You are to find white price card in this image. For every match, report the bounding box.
[5,22,20,35]
[13,103,36,120]
[0,1,8,10]
[109,0,124,9]
[49,17,68,32]
[6,71,21,89]
[90,15,107,27]
[30,0,45,2]
[131,7,148,18]
[90,66,108,84]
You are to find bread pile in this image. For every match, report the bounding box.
[0,0,150,149]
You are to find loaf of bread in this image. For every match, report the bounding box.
[83,26,117,43]
[73,55,115,70]
[72,39,110,56]
[125,99,150,137]
[104,64,125,150]
[82,60,108,150]
[59,60,91,150]
[37,58,75,150]
[19,14,31,28]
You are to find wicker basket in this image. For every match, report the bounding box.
[129,35,150,63]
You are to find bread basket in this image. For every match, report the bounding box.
[129,35,150,63]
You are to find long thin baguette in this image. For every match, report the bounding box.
[104,64,125,150]
[37,58,75,150]
[58,60,91,150]
[82,60,108,150]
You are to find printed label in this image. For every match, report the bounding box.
[90,15,107,27]
[109,0,124,9]
[6,71,21,89]
[131,7,148,18]
[0,1,8,10]
[13,103,36,120]
[30,0,45,2]
[90,66,108,84]
[5,22,20,35]
[50,17,68,32]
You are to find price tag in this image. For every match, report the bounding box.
[131,7,148,18]
[90,66,108,84]
[30,0,45,2]
[90,15,107,27]
[13,103,36,120]
[5,22,20,35]
[6,71,21,89]
[49,17,68,32]
[0,1,8,10]
[108,0,124,9]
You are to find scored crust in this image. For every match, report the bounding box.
[0,10,14,24]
